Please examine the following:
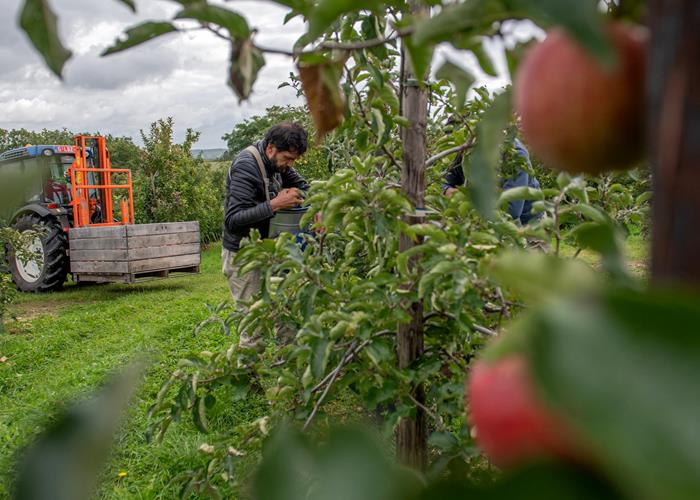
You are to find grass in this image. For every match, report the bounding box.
[0,243,239,498]
[560,232,649,277]
[0,234,650,498]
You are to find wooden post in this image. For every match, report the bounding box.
[648,0,700,285]
[396,1,429,470]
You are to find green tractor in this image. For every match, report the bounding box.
[1,136,200,292]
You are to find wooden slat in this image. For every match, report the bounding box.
[69,226,127,239]
[70,244,199,262]
[127,243,200,261]
[74,273,132,284]
[71,260,129,273]
[70,237,128,251]
[126,231,200,249]
[129,253,200,273]
[69,231,200,251]
[126,221,199,237]
[168,265,200,275]
[71,249,129,261]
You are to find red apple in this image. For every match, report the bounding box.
[467,355,582,468]
[514,22,648,174]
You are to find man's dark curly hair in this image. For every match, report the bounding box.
[263,122,308,155]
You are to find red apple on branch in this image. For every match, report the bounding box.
[467,355,585,468]
[515,22,648,174]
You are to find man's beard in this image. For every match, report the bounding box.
[273,156,288,171]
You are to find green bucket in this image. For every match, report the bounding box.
[269,206,309,238]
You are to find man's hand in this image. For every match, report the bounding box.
[444,187,459,198]
[270,188,303,212]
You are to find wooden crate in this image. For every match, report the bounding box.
[69,222,201,284]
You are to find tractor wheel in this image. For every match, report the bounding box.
[9,213,69,292]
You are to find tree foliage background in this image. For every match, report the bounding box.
[134,118,223,243]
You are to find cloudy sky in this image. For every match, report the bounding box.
[2,0,540,149]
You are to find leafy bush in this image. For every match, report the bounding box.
[134,118,223,243]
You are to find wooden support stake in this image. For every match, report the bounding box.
[396,1,429,471]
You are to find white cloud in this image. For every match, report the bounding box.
[1,0,305,148]
[1,1,542,149]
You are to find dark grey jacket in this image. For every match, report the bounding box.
[223,140,309,252]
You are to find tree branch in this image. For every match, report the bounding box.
[303,348,347,431]
[304,330,393,431]
[203,24,231,42]
[473,324,497,337]
[254,27,414,58]
[310,330,393,395]
[408,393,446,431]
[425,138,476,167]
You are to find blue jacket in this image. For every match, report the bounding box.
[443,139,541,225]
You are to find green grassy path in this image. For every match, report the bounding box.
[0,244,234,498]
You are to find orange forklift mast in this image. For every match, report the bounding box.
[68,135,135,228]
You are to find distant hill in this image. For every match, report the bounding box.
[192,148,228,161]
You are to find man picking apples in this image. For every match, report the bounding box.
[443,137,542,225]
[222,122,310,354]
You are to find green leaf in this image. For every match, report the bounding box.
[255,428,417,500]
[525,289,700,500]
[19,0,72,77]
[415,0,612,66]
[228,37,265,102]
[489,250,599,304]
[413,0,524,46]
[566,203,608,225]
[635,191,652,205]
[377,84,400,114]
[370,108,386,145]
[466,89,512,220]
[102,22,178,56]
[435,60,475,110]
[271,0,311,17]
[570,222,627,279]
[518,0,613,66]
[498,186,544,206]
[175,4,250,38]
[192,395,209,433]
[284,11,301,24]
[428,431,458,452]
[404,35,433,80]
[115,0,136,12]
[365,341,392,366]
[356,130,369,152]
[254,428,313,500]
[307,0,381,40]
[471,40,498,77]
[311,339,331,379]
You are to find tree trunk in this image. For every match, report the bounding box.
[648,0,700,285]
[396,2,429,470]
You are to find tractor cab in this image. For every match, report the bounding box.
[0,144,80,217]
[0,139,133,228]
